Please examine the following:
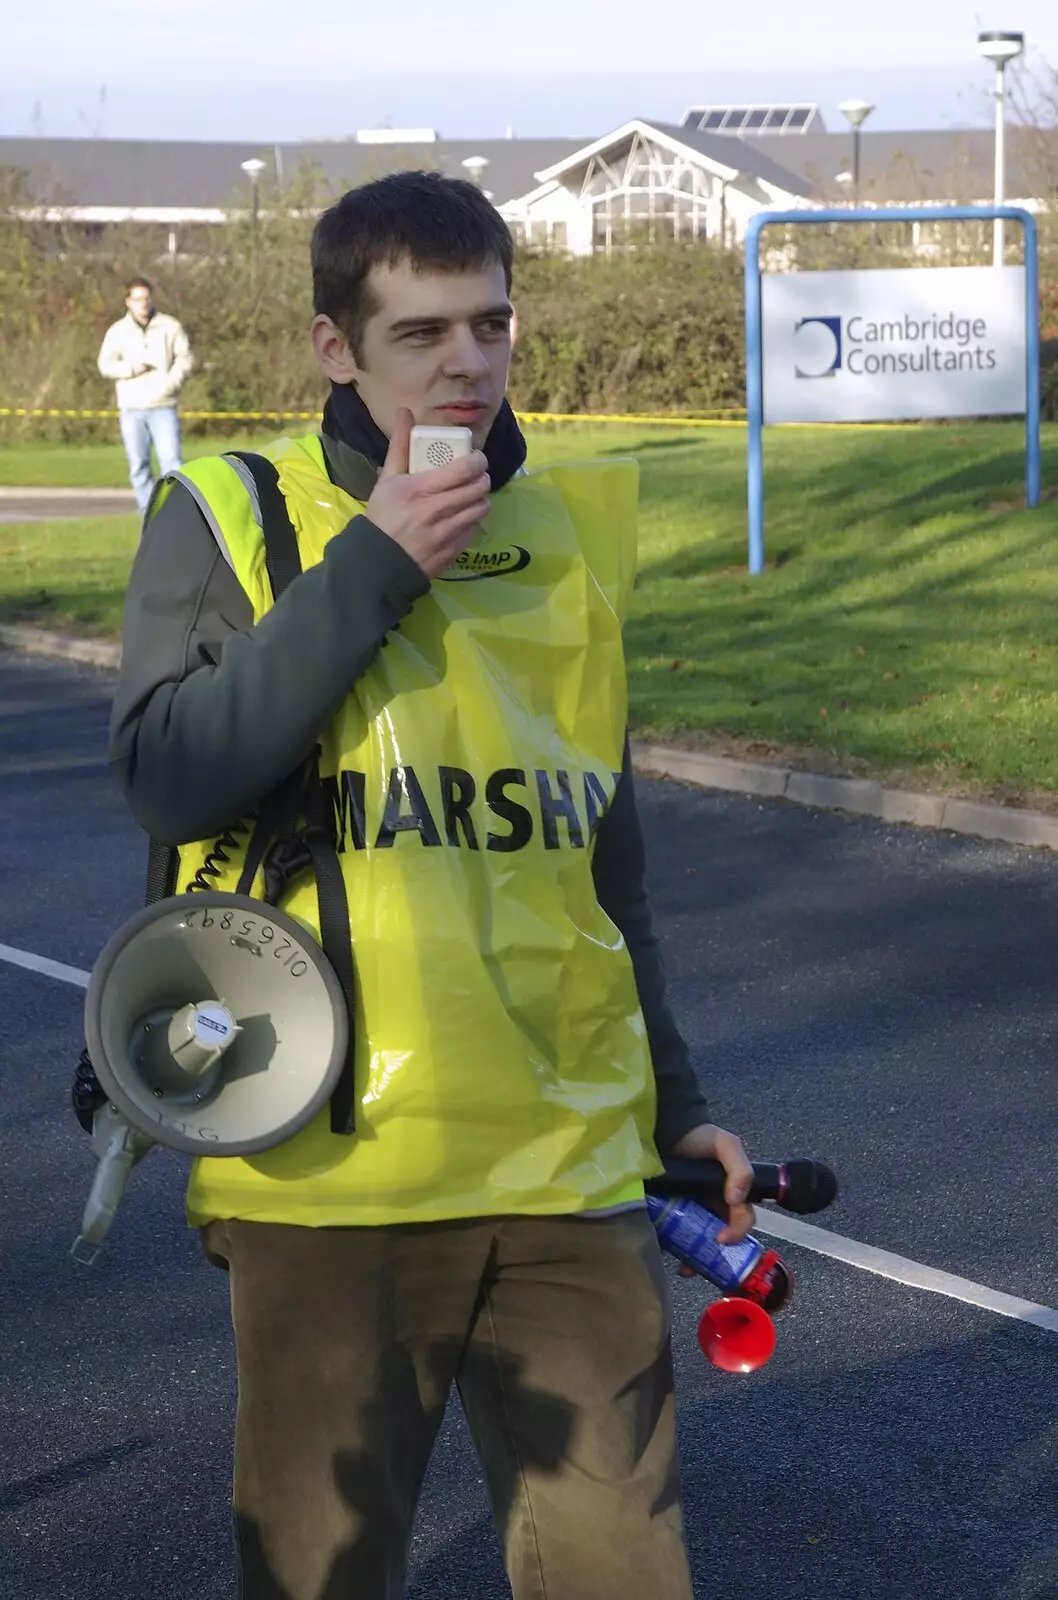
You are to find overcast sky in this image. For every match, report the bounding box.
[6,1,1058,142]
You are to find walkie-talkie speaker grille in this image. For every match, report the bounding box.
[426,439,455,467]
[85,892,348,1157]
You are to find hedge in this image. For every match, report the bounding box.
[1,165,1056,436]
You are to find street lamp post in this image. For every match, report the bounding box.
[838,100,875,205]
[977,31,1025,266]
[240,157,266,283]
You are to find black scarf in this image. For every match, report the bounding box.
[322,383,527,492]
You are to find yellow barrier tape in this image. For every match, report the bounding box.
[0,405,746,424]
[0,407,320,421]
[515,416,745,428]
[0,405,953,434]
[519,412,919,432]
[0,408,125,419]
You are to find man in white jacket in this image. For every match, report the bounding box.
[97,277,193,513]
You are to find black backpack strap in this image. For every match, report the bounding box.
[223,450,310,910]
[302,752,359,1136]
[137,452,298,912]
[226,453,358,1136]
[144,835,179,906]
[227,451,302,601]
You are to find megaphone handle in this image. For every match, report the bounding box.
[71,1115,153,1264]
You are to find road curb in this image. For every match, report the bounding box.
[1,626,1056,851]
[630,741,1058,852]
[0,623,121,669]
[0,485,135,503]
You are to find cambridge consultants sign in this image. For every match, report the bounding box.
[761,266,1027,424]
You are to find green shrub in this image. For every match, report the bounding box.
[1042,339,1058,423]
[508,242,746,414]
[1,161,1056,434]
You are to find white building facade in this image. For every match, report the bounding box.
[497,119,812,256]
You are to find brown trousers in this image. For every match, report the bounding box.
[202,1210,693,1600]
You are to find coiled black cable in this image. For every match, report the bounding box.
[186,818,253,893]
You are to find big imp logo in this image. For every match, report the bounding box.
[437,545,531,582]
[794,315,843,379]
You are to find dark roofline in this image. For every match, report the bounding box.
[644,122,814,196]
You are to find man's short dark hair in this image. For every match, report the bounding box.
[125,276,153,295]
[311,170,514,357]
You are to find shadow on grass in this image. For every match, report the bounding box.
[0,588,127,638]
[625,426,1057,578]
[598,432,719,459]
[622,428,1058,787]
[643,437,1055,555]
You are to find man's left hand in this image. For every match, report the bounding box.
[668,1122,755,1248]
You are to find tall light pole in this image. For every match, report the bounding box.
[240,157,266,284]
[977,31,1025,266]
[838,100,875,205]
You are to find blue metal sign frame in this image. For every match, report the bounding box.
[745,206,1042,575]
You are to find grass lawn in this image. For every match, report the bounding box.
[0,433,272,487]
[0,514,140,638]
[2,421,1058,802]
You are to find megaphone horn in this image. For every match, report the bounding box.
[73,891,348,1260]
[86,891,347,1155]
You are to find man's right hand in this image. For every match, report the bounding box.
[365,408,491,578]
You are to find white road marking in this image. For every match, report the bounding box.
[754,1209,1058,1333]
[0,942,90,989]
[2,937,1057,1332]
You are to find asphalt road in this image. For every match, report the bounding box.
[1,651,1056,1600]
[0,492,135,522]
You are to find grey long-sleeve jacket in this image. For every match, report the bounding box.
[108,435,708,1152]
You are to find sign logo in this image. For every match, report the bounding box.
[762,265,1026,425]
[794,315,843,378]
[437,545,531,582]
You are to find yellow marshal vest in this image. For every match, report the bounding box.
[172,434,661,1227]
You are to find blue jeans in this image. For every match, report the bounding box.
[119,407,182,513]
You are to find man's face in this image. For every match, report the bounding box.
[345,259,513,447]
[126,285,154,325]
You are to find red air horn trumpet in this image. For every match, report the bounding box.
[645,1155,838,1373]
[698,1296,777,1374]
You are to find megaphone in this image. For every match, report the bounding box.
[697,1297,777,1374]
[73,891,348,1261]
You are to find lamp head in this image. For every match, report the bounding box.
[977,31,1025,66]
[461,155,490,185]
[838,99,875,129]
[241,157,267,181]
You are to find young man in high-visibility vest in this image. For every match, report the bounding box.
[107,171,755,1600]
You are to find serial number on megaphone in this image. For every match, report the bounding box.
[183,906,312,976]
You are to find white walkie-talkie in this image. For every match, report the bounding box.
[409,425,473,474]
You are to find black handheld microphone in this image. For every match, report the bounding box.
[645,1157,838,1216]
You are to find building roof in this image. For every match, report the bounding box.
[750,127,1056,200]
[651,122,815,196]
[0,135,586,211]
[1,124,1053,216]
[532,120,814,199]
